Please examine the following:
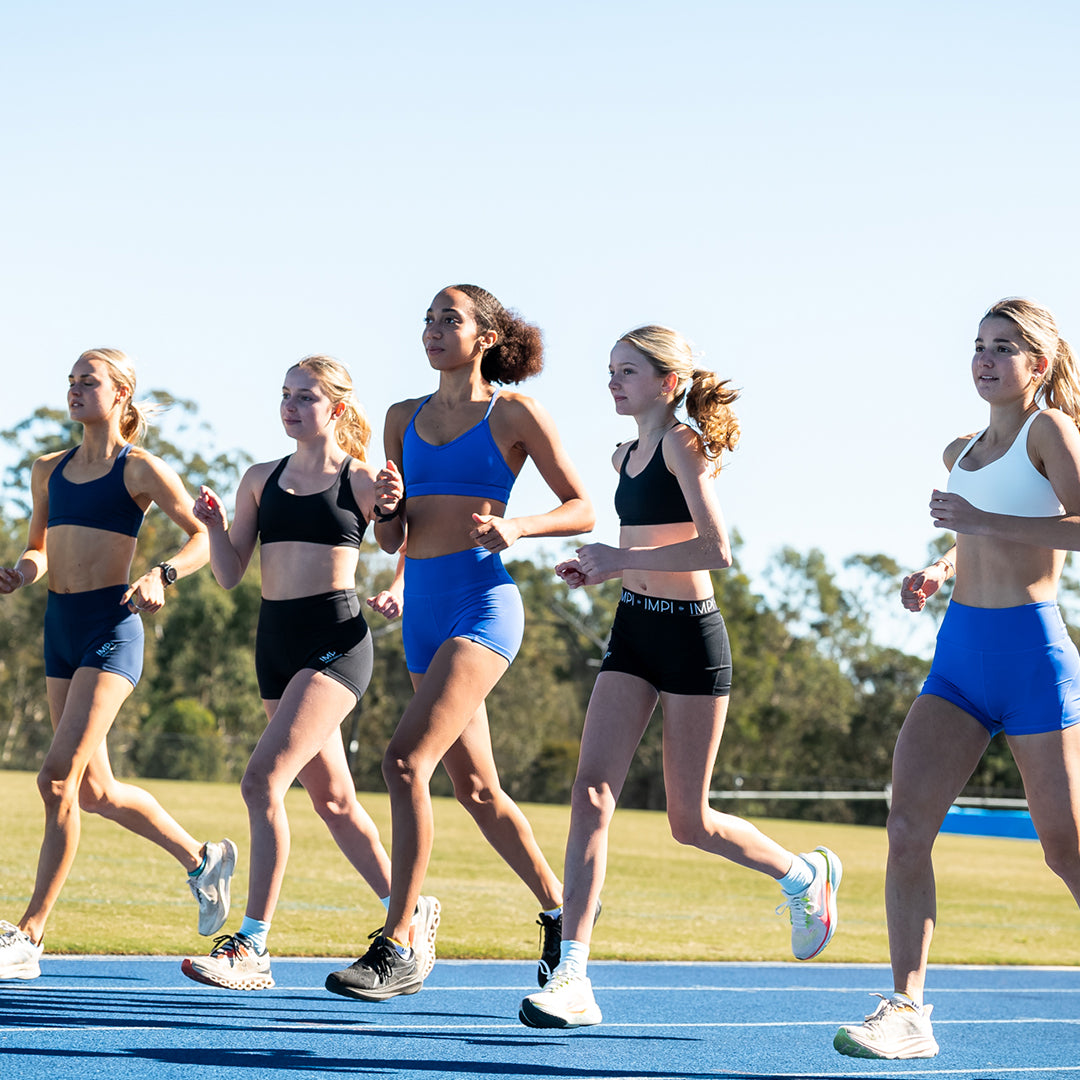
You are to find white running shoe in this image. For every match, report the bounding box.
[834,993,939,1059]
[410,895,441,982]
[181,933,275,990]
[188,838,237,936]
[519,963,602,1028]
[0,921,43,981]
[778,845,841,960]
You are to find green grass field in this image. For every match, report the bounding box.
[1,769,1076,965]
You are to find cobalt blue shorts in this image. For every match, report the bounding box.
[44,584,144,687]
[921,599,1080,736]
[402,547,524,674]
[599,589,732,696]
[255,589,373,701]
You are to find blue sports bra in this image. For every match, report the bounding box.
[614,434,693,526]
[401,392,516,503]
[258,456,366,547]
[47,444,144,538]
[947,410,1064,518]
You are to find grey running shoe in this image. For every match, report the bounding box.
[537,899,601,987]
[777,846,841,960]
[410,896,441,982]
[0,921,42,981]
[188,838,238,936]
[181,933,274,991]
[325,932,422,1002]
[520,963,602,1028]
[834,993,939,1059]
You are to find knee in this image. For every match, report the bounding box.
[885,805,937,865]
[240,763,274,813]
[309,787,357,826]
[667,806,707,848]
[76,775,112,816]
[382,744,422,794]
[1039,831,1080,883]
[451,773,500,819]
[570,778,616,831]
[36,764,79,815]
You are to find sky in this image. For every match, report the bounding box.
[3,0,1079,658]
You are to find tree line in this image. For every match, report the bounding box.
[0,397,1046,825]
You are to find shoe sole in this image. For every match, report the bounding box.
[324,973,423,1002]
[833,1028,939,1059]
[180,957,274,991]
[413,896,441,982]
[0,964,41,980]
[196,838,238,937]
[796,846,842,961]
[518,997,602,1029]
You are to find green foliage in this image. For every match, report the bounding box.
[134,698,225,781]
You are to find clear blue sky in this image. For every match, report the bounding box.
[3,1,1079,656]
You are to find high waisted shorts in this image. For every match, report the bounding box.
[921,599,1080,736]
[255,589,372,701]
[402,547,524,674]
[44,584,144,686]
[599,589,732,697]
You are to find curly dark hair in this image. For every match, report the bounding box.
[448,284,544,384]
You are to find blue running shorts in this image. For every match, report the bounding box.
[402,547,524,674]
[44,584,144,687]
[921,599,1080,736]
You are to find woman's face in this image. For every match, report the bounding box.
[67,357,123,425]
[422,288,493,371]
[280,366,337,441]
[972,315,1045,403]
[607,341,667,416]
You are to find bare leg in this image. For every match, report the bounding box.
[382,639,509,943]
[243,671,391,922]
[441,700,562,910]
[20,671,135,942]
[886,695,989,1004]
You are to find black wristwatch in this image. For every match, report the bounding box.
[157,562,178,588]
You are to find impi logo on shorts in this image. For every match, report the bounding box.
[96,641,120,658]
[318,650,341,664]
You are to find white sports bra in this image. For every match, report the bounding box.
[947,410,1064,518]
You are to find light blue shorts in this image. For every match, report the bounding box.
[921,600,1080,736]
[402,547,524,675]
[44,584,144,687]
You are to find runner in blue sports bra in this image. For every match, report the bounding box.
[183,356,438,993]
[521,325,842,1030]
[836,298,1080,1061]
[0,349,235,984]
[324,284,595,1002]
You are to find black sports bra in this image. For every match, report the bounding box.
[257,456,366,548]
[614,436,692,526]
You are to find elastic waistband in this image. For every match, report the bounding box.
[618,589,718,617]
[259,588,358,611]
[47,584,130,612]
[939,599,1068,647]
[405,547,509,593]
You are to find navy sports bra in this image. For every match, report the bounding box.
[614,436,692,527]
[257,456,366,548]
[401,392,516,503]
[47,444,144,538]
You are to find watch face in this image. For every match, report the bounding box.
[160,563,177,584]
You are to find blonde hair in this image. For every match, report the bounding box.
[984,298,1080,429]
[291,355,371,461]
[617,325,740,473]
[78,348,154,444]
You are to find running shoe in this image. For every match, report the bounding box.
[834,993,939,1059]
[519,963,602,1028]
[181,933,274,990]
[536,899,601,987]
[188,838,238,936]
[324,932,422,1002]
[0,921,42,981]
[777,846,841,960]
[410,895,441,982]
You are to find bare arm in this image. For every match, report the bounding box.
[373,401,411,555]
[0,455,54,594]
[192,463,266,589]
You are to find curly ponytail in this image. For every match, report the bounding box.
[78,348,154,445]
[617,326,740,475]
[448,283,544,384]
[292,355,372,461]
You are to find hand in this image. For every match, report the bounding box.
[554,558,589,589]
[929,489,984,534]
[375,460,405,517]
[573,542,624,584]
[193,485,228,531]
[900,563,948,612]
[470,513,522,553]
[122,570,166,614]
[366,589,403,619]
[0,567,25,595]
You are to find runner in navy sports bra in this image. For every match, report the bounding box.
[0,349,234,983]
[836,298,1080,1060]
[324,284,594,1003]
[183,356,438,993]
[521,325,842,1030]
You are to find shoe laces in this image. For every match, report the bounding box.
[865,993,917,1025]
[544,967,583,993]
[536,912,561,954]
[356,930,398,980]
[208,933,248,959]
[776,890,816,926]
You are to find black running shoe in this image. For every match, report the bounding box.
[325,932,422,1002]
[537,900,601,987]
